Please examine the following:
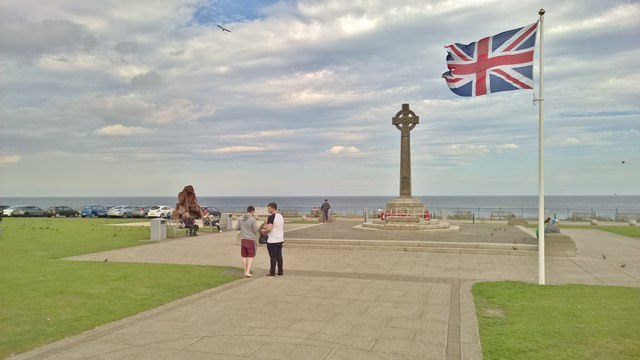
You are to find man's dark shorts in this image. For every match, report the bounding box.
[241,239,256,258]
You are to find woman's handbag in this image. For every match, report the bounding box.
[259,233,268,245]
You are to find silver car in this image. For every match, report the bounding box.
[3,205,46,217]
[107,205,134,218]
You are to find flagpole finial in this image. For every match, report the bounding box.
[539,8,545,16]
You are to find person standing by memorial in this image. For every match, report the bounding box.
[264,202,284,277]
[320,198,331,224]
[236,206,260,277]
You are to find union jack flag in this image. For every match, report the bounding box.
[442,22,538,97]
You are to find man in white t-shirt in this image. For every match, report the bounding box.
[264,202,284,277]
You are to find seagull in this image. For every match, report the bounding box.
[217,24,231,33]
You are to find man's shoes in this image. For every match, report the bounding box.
[266,274,276,278]
[276,273,283,277]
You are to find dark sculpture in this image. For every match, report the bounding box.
[172,185,204,220]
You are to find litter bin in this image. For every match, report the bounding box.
[150,218,167,240]
[220,213,233,230]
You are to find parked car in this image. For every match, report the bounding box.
[45,206,79,217]
[81,205,109,218]
[4,205,46,217]
[2,205,19,216]
[3,205,23,217]
[147,205,173,218]
[132,206,150,218]
[108,205,134,218]
[202,206,221,218]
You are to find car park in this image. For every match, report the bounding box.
[107,205,134,218]
[45,206,80,217]
[147,205,173,218]
[4,205,46,217]
[132,206,150,218]
[81,205,109,218]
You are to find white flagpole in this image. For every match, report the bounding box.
[537,8,546,285]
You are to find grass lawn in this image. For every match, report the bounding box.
[473,281,640,360]
[0,218,240,358]
[528,224,640,237]
[564,225,640,237]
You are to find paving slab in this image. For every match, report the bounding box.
[13,222,640,360]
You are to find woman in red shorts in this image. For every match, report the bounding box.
[236,206,261,277]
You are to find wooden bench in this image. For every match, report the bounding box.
[490,211,513,220]
[615,213,640,222]
[571,212,595,221]
[281,209,300,217]
[200,217,222,232]
[166,219,189,237]
[452,210,472,219]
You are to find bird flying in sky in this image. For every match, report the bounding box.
[217,24,231,33]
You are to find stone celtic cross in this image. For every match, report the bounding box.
[392,103,419,197]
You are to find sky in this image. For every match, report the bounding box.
[1,0,639,197]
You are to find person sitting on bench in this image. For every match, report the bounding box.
[203,208,222,232]
[182,214,199,236]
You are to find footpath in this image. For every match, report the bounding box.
[13,222,640,360]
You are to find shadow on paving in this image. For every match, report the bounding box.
[286,221,538,245]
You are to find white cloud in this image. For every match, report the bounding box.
[496,144,520,152]
[130,71,162,88]
[0,155,21,165]
[563,138,581,145]
[223,129,301,139]
[145,99,215,125]
[329,145,360,154]
[209,146,265,153]
[0,18,96,57]
[445,144,490,156]
[95,124,153,136]
[337,14,378,35]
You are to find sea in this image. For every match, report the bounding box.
[2,195,639,221]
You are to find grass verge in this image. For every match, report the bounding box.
[0,218,240,358]
[473,281,640,360]
[528,224,640,237]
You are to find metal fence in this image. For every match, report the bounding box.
[219,206,640,222]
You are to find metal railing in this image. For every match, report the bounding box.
[218,206,640,222]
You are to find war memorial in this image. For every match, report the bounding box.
[361,104,456,232]
[281,103,576,257]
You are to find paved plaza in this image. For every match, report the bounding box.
[13,221,640,360]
